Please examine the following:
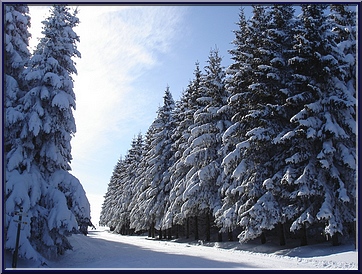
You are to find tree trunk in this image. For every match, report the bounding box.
[151,222,155,238]
[194,216,199,240]
[300,223,308,246]
[206,213,210,241]
[159,229,163,239]
[332,232,340,246]
[218,232,223,242]
[167,227,172,240]
[186,218,189,239]
[261,231,266,244]
[228,228,233,241]
[278,222,286,246]
[175,224,179,239]
[148,226,151,237]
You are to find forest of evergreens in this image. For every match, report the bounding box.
[100,4,357,248]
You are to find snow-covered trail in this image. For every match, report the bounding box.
[39,228,357,270]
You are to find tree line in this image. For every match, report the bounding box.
[100,4,357,247]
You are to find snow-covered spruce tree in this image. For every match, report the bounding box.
[180,49,229,241]
[225,5,274,244]
[216,6,276,243]
[329,4,356,94]
[129,127,156,235]
[112,133,144,234]
[272,4,356,246]
[4,3,38,262]
[99,157,124,230]
[130,87,175,235]
[227,5,297,245]
[215,8,255,237]
[4,4,31,154]
[164,63,203,234]
[5,5,90,261]
[328,7,357,242]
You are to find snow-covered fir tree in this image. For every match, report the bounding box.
[101,158,129,232]
[4,4,31,154]
[328,7,357,227]
[130,87,175,233]
[113,134,144,234]
[179,49,229,240]
[99,157,124,229]
[223,5,297,245]
[5,5,90,262]
[99,3,356,247]
[216,6,278,242]
[164,63,203,230]
[224,5,276,244]
[214,8,254,235]
[271,4,356,246]
[129,127,156,234]
[329,5,356,94]
[247,4,296,246]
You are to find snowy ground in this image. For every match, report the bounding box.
[4,227,358,270]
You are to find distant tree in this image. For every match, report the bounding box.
[99,157,124,229]
[5,5,90,262]
[129,127,156,234]
[164,63,203,230]
[113,133,144,234]
[130,87,175,233]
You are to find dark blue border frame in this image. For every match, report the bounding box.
[1,1,361,273]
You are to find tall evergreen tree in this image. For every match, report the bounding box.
[272,4,356,245]
[329,7,357,220]
[215,8,254,234]
[329,5,356,94]
[4,4,31,152]
[5,5,90,261]
[113,133,144,234]
[180,49,229,239]
[232,5,297,244]
[129,127,156,233]
[21,4,80,173]
[130,87,175,232]
[165,63,203,228]
[99,157,124,229]
[216,6,275,241]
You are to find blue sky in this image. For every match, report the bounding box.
[27,4,252,225]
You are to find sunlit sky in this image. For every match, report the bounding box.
[27,3,251,225]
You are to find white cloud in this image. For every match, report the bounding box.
[70,5,186,159]
[29,5,187,159]
[28,5,187,224]
[72,6,187,225]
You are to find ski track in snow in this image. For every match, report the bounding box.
[8,228,358,270]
